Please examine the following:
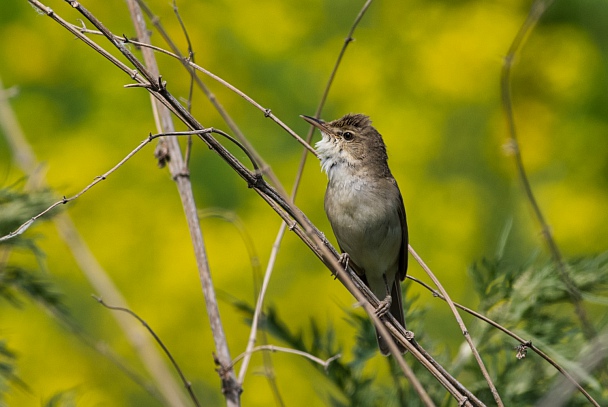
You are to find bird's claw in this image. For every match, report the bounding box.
[329,253,351,280]
[375,295,392,318]
[338,253,350,270]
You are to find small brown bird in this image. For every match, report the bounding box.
[301,113,408,355]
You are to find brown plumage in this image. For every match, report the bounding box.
[302,113,408,355]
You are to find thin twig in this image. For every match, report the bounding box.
[235,0,380,394]
[230,345,340,372]
[236,221,286,385]
[198,209,262,286]
[154,129,261,173]
[171,0,195,113]
[409,246,504,406]
[294,0,375,200]
[170,0,195,167]
[46,305,164,402]
[185,61,318,158]
[197,209,284,405]
[0,132,161,242]
[407,275,601,407]
[93,296,202,407]
[1,130,224,243]
[500,0,594,339]
[134,0,297,195]
[0,76,188,405]
[537,329,608,407]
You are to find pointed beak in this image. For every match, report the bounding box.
[300,115,333,135]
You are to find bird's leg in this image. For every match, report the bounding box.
[375,274,392,318]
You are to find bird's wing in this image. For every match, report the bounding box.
[397,189,408,281]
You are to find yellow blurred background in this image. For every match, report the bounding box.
[1,0,607,405]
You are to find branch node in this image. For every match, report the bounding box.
[213,353,243,396]
[75,19,87,31]
[263,108,271,118]
[247,173,264,189]
[157,76,166,91]
[324,353,341,372]
[61,196,68,204]
[172,169,190,181]
[94,175,106,181]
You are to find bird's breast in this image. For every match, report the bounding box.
[324,173,402,276]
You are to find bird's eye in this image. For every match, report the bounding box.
[342,131,354,141]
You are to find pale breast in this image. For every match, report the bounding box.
[325,174,402,277]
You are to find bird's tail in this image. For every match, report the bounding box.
[377,280,407,356]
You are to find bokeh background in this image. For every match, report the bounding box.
[1,0,607,405]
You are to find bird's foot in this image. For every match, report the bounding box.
[338,252,350,270]
[375,273,393,317]
[375,295,392,318]
[328,253,350,280]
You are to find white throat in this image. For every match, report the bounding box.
[315,134,367,190]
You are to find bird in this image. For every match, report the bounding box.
[301,113,408,355]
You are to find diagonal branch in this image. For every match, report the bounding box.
[409,247,504,406]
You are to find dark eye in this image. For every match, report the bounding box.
[342,131,354,141]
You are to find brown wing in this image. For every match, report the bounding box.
[379,179,408,354]
[396,185,408,281]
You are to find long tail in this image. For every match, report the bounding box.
[376,279,407,356]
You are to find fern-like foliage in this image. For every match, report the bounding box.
[233,250,608,406]
[465,253,608,405]
[0,184,65,403]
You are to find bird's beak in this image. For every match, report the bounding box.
[300,115,334,136]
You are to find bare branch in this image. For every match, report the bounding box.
[406,275,601,406]
[0,133,159,242]
[134,0,288,195]
[121,0,241,404]
[409,246,504,406]
[230,345,341,372]
[93,296,202,407]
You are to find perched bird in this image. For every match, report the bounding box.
[301,113,408,355]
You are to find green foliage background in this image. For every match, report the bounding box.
[0,0,607,405]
